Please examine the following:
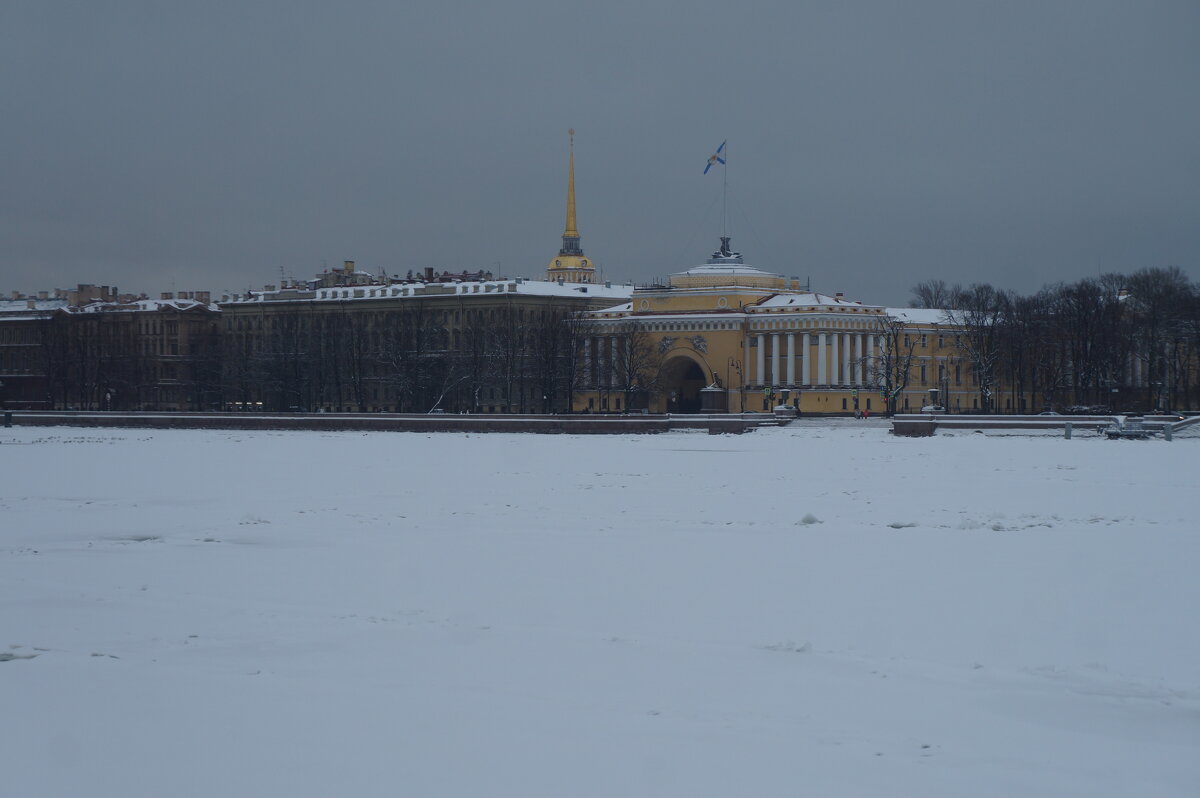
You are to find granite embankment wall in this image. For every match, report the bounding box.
[4,411,768,435]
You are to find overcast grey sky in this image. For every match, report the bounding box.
[3,0,1198,305]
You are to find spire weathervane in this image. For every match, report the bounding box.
[547,130,594,283]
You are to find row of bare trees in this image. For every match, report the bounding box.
[222,301,596,413]
[908,266,1200,412]
[38,313,222,411]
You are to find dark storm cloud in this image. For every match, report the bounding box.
[3,0,1198,304]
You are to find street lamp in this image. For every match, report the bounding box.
[726,357,743,413]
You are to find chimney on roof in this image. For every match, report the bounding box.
[424,266,434,282]
[343,260,355,274]
[161,292,174,300]
[835,292,844,301]
[38,290,49,300]
[194,291,210,304]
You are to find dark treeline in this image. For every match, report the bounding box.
[911,266,1200,412]
[38,311,222,411]
[220,301,592,414]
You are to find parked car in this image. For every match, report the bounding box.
[1037,410,1062,416]
[920,404,946,413]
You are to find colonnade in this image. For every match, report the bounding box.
[581,335,628,387]
[746,331,880,388]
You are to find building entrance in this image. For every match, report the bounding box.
[663,357,707,413]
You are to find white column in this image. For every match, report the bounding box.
[786,333,796,385]
[830,333,840,385]
[756,334,765,386]
[860,335,868,387]
[817,333,827,385]
[855,334,865,385]
[770,333,780,387]
[842,333,851,386]
[864,333,873,386]
[802,333,811,386]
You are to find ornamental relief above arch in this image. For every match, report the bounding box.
[659,334,707,354]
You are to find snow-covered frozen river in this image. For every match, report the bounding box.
[3,425,1197,796]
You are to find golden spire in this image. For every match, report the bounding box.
[564,128,579,239]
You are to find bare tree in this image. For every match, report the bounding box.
[610,320,664,412]
[867,313,919,416]
[944,284,1010,412]
[909,279,958,309]
[1124,266,1191,410]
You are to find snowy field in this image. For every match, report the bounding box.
[3,424,1197,797]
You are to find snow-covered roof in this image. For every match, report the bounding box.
[756,292,883,310]
[512,280,632,299]
[74,299,216,313]
[0,298,68,313]
[229,278,633,305]
[591,302,633,315]
[674,263,779,278]
[886,307,951,325]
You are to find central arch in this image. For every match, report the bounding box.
[660,354,709,413]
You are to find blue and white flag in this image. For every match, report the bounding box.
[703,140,726,174]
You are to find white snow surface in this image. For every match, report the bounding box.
[2,425,1197,797]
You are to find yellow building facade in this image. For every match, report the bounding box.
[573,237,978,414]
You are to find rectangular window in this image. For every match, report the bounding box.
[920,365,927,385]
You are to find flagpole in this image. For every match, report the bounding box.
[722,140,728,241]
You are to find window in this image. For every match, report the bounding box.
[937,335,945,348]
[920,365,927,385]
